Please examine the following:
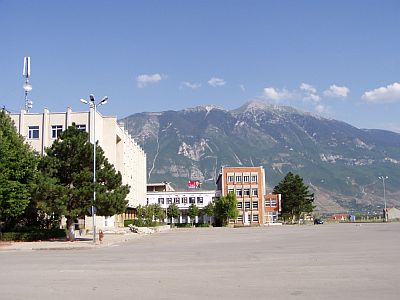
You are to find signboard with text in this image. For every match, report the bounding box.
[187,180,201,189]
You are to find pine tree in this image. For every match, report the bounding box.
[274,172,314,223]
[35,124,129,239]
[0,110,38,230]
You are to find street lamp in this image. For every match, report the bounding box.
[80,94,108,243]
[378,176,388,222]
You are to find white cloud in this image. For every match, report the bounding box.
[136,73,163,88]
[323,84,350,98]
[181,81,201,90]
[208,77,226,87]
[300,83,317,94]
[315,104,328,114]
[239,84,245,92]
[304,94,321,103]
[300,83,320,103]
[362,82,400,103]
[262,87,293,101]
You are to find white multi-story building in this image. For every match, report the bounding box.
[146,184,216,224]
[10,107,147,228]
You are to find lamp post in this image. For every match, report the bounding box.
[80,94,108,243]
[378,176,388,222]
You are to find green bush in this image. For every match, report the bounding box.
[124,219,161,227]
[195,223,211,227]
[0,228,66,241]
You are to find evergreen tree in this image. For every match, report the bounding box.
[187,203,199,226]
[0,110,38,230]
[35,124,129,239]
[274,172,314,223]
[215,192,239,226]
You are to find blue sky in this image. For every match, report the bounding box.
[1,0,400,132]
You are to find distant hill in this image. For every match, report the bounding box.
[121,101,400,214]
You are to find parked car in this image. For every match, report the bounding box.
[314,218,324,225]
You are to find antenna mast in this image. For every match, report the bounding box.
[23,56,33,112]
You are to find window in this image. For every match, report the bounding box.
[174,197,180,204]
[245,202,251,209]
[167,198,172,204]
[237,215,243,222]
[236,189,242,197]
[197,197,203,204]
[28,126,39,139]
[251,175,258,182]
[76,124,86,132]
[158,198,164,204]
[253,214,259,222]
[252,201,258,209]
[228,188,234,195]
[51,125,63,138]
[182,197,188,204]
[235,175,242,182]
[243,188,250,196]
[243,175,250,182]
[189,197,195,204]
[227,175,234,182]
[265,199,277,207]
[237,202,243,209]
[251,188,258,196]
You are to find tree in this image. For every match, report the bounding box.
[152,204,165,222]
[187,203,199,226]
[203,201,215,225]
[35,124,129,240]
[273,172,314,223]
[167,203,180,224]
[0,110,38,230]
[136,204,147,220]
[215,193,239,226]
[136,204,165,223]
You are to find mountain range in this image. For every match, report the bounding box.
[121,101,400,214]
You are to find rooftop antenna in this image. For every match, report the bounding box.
[22,56,33,112]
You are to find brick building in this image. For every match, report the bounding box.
[216,166,281,225]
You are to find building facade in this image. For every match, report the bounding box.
[10,107,147,228]
[216,166,281,225]
[146,184,215,224]
[384,207,400,221]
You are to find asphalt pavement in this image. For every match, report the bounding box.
[1,223,400,300]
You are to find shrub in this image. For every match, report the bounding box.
[0,228,66,241]
[195,223,211,227]
[124,218,161,227]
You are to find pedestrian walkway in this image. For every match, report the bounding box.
[0,225,170,251]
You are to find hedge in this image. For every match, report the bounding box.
[0,229,66,241]
[124,219,161,227]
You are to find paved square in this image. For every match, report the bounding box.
[1,223,399,299]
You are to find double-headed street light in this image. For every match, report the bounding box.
[378,176,388,222]
[80,94,108,243]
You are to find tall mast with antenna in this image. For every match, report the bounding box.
[23,56,33,112]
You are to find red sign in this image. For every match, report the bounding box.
[187,180,201,189]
